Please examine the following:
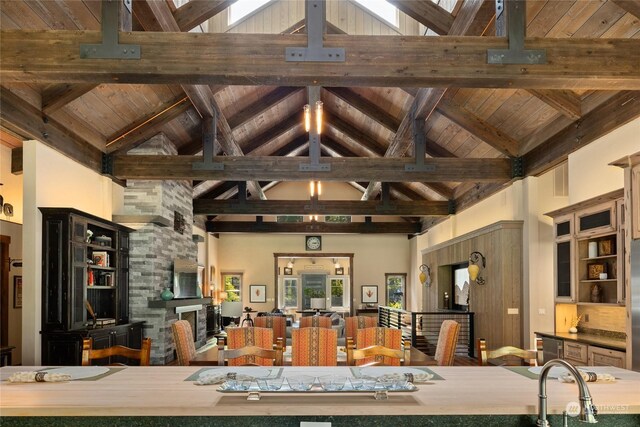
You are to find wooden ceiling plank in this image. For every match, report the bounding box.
[613,1,640,20]
[0,86,102,173]
[194,199,450,216]
[206,220,421,234]
[3,32,640,89]
[112,155,512,182]
[173,0,237,32]
[325,87,401,133]
[388,0,454,35]
[524,90,640,177]
[106,96,191,154]
[227,87,303,130]
[325,111,385,156]
[436,100,519,157]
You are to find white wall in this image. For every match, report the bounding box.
[0,144,23,224]
[218,233,411,313]
[569,118,640,204]
[22,140,121,364]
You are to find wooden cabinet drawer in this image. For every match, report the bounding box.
[564,341,588,364]
[588,346,626,369]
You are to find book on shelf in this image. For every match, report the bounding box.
[93,251,109,267]
[95,318,116,326]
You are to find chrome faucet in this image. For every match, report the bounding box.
[537,359,598,426]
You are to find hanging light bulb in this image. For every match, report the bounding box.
[309,181,315,197]
[317,181,322,196]
[315,101,323,135]
[303,104,311,132]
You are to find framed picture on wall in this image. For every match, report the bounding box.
[361,285,378,304]
[250,284,267,303]
[13,276,22,309]
[335,267,344,275]
[284,267,293,275]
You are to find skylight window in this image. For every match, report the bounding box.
[229,0,271,25]
[354,0,398,27]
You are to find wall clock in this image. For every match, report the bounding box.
[305,235,322,251]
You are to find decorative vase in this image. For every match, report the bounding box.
[161,287,174,301]
[590,283,602,303]
[569,326,578,334]
[588,241,598,258]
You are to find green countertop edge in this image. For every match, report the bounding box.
[2,414,639,426]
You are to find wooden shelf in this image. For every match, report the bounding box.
[579,254,616,261]
[87,286,116,290]
[87,243,115,251]
[90,265,115,271]
[579,279,617,283]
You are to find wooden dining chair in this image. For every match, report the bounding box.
[82,337,151,366]
[350,327,404,366]
[299,316,332,329]
[172,319,196,366]
[254,316,287,345]
[477,338,543,366]
[226,327,276,366]
[219,345,283,366]
[433,320,460,366]
[291,327,337,366]
[344,316,377,347]
[348,344,409,367]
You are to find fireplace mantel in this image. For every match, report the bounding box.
[148,298,211,309]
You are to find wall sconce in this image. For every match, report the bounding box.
[219,291,228,302]
[468,251,486,285]
[419,264,431,287]
[287,258,295,269]
[332,258,341,269]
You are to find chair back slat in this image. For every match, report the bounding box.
[344,316,377,346]
[477,338,543,366]
[299,316,332,329]
[82,338,151,366]
[354,327,403,366]
[254,316,286,345]
[219,345,282,366]
[434,320,460,366]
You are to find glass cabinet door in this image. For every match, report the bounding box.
[555,239,574,302]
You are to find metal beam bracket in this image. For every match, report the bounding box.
[487,0,546,65]
[512,156,524,178]
[286,0,345,62]
[102,152,113,175]
[81,0,140,60]
[448,200,456,215]
[192,111,224,171]
[406,118,436,172]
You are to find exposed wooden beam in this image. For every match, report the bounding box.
[325,111,385,157]
[112,155,512,182]
[41,84,96,114]
[228,87,303,130]
[173,0,236,32]
[206,220,421,234]
[3,32,640,89]
[0,87,102,174]
[436,100,519,157]
[106,96,191,154]
[388,0,454,35]
[528,89,582,121]
[194,199,449,216]
[447,0,487,35]
[524,91,640,177]
[612,0,640,20]
[324,87,401,133]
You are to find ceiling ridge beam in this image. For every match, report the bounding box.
[388,0,454,35]
[206,220,421,234]
[4,32,640,88]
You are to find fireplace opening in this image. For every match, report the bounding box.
[177,306,199,342]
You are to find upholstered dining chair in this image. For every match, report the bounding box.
[433,320,460,366]
[351,327,404,366]
[299,315,332,329]
[226,327,276,366]
[291,327,337,366]
[254,316,287,346]
[172,319,196,366]
[477,338,543,366]
[82,337,151,366]
[344,316,377,346]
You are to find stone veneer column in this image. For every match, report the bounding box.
[123,133,205,364]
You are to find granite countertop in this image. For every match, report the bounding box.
[535,331,626,351]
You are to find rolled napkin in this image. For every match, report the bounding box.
[558,370,616,384]
[376,372,433,383]
[8,371,72,383]
[195,372,255,386]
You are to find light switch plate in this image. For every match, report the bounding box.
[507,308,519,315]
[538,308,546,315]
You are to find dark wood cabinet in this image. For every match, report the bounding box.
[40,208,142,365]
[206,304,221,335]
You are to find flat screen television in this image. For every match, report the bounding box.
[173,259,202,299]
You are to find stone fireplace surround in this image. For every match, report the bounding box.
[118,134,206,365]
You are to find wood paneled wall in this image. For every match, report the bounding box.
[421,221,524,352]
[207,0,420,35]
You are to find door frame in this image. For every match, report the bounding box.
[274,252,354,315]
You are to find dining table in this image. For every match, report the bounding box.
[1,364,639,426]
[190,345,433,366]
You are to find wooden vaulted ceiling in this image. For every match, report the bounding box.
[1,0,640,234]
